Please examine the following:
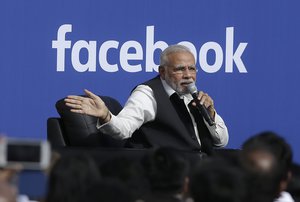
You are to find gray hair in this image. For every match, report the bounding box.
[159,44,192,66]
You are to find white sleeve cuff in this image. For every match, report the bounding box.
[203,111,229,147]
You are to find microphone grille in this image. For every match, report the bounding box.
[187,82,198,94]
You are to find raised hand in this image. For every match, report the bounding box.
[64,89,111,122]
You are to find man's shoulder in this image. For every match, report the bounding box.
[141,75,161,86]
[131,75,161,93]
[274,191,295,202]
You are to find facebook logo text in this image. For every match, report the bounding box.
[52,24,248,73]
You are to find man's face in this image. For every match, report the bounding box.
[159,51,197,95]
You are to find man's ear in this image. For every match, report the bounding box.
[279,171,292,193]
[159,65,166,80]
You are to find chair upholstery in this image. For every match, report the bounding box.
[47,117,68,146]
[47,95,125,148]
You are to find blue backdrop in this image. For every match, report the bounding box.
[1,0,300,162]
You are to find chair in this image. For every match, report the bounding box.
[47,95,125,148]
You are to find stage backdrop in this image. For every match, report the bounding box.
[1,0,300,162]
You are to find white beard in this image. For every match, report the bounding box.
[164,74,193,95]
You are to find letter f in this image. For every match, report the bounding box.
[52,24,72,71]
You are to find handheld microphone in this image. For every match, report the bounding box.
[187,82,215,126]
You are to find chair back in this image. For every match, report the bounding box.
[47,95,125,147]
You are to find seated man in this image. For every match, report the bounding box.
[65,44,228,154]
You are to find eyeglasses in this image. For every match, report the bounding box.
[166,65,198,75]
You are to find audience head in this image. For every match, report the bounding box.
[100,156,149,200]
[240,131,293,201]
[241,131,292,181]
[85,178,132,202]
[142,147,189,195]
[45,153,101,202]
[189,157,246,202]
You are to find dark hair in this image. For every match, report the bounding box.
[100,156,149,200]
[240,131,293,202]
[241,131,292,180]
[45,153,101,202]
[189,157,246,202]
[85,178,132,202]
[142,147,189,194]
[287,163,300,201]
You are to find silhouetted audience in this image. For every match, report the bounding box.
[189,157,246,202]
[141,147,190,202]
[39,130,300,202]
[100,156,149,201]
[85,177,133,202]
[287,163,300,202]
[240,131,294,202]
[45,153,101,202]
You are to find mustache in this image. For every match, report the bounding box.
[179,79,194,85]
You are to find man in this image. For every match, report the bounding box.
[65,45,228,153]
[189,157,247,202]
[240,131,294,202]
[141,147,190,202]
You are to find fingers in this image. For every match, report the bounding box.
[66,95,84,101]
[65,102,81,110]
[64,95,89,113]
[64,90,104,117]
[0,170,14,181]
[65,97,83,109]
[65,99,87,114]
[198,91,214,108]
[70,108,84,114]
[84,89,99,100]
[84,89,106,108]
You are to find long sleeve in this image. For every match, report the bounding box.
[97,81,229,148]
[203,112,229,147]
[97,85,157,139]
